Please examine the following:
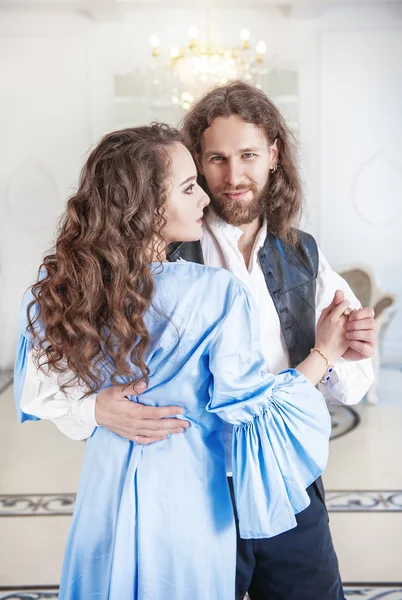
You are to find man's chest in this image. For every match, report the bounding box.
[201,231,290,373]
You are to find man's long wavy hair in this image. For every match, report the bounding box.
[27,124,183,394]
[182,80,303,244]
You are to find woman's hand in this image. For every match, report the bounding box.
[315,292,351,364]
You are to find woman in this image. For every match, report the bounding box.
[15,124,350,599]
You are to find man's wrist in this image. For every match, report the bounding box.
[79,393,98,427]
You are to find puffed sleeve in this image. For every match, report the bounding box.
[14,292,97,440]
[206,283,331,539]
[14,290,40,423]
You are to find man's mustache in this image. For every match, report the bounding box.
[216,184,255,194]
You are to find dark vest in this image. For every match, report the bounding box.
[167,231,319,368]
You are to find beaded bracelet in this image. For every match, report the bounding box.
[310,347,334,384]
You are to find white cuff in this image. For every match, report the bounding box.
[73,393,98,428]
[318,357,374,405]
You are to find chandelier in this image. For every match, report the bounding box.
[149,27,267,111]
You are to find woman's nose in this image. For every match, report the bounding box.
[200,188,210,208]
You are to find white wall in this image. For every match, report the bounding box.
[319,27,402,363]
[0,4,401,368]
[0,23,93,369]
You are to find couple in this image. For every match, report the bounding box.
[15,81,375,600]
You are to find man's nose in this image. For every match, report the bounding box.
[224,159,244,187]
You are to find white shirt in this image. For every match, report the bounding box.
[19,211,374,440]
[202,210,373,405]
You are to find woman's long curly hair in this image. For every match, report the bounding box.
[27,124,183,394]
[182,80,303,245]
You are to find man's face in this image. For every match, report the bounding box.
[198,114,277,226]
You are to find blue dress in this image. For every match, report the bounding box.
[14,262,331,600]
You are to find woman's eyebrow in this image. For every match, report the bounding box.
[180,175,197,186]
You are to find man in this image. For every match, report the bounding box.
[18,82,375,599]
[173,81,375,600]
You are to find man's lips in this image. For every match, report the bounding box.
[223,190,250,201]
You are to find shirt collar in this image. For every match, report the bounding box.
[204,208,267,251]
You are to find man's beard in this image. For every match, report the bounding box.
[208,182,267,227]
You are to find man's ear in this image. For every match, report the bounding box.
[269,138,279,165]
[195,152,204,175]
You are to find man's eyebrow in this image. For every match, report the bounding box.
[180,175,197,186]
[238,147,260,153]
[204,147,260,158]
[203,150,224,158]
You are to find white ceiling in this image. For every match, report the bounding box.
[1,0,402,20]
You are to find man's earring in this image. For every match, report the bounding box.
[270,164,278,173]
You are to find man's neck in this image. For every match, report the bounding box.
[237,217,263,268]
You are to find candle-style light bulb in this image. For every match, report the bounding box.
[256,40,266,62]
[149,34,160,57]
[188,25,199,50]
[240,28,250,50]
[188,25,199,40]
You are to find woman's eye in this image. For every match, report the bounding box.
[243,152,256,159]
[185,183,196,194]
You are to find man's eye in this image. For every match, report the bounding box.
[185,183,196,194]
[243,152,256,159]
[211,156,224,162]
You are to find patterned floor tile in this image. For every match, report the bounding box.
[326,491,402,512]
[0,591,58,600]
[344,587,402,599]
[0,494,75,517]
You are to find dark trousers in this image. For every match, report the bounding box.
[228,478,345,600]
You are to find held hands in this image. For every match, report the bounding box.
[316,290,377,365]
[315,294,351,364]
[95,380,189,444]
[332,290,377,361]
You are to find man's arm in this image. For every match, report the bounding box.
[315,250,375,405]
[20,349,189,443]
[95,383,189,444]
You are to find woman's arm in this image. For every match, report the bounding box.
[206,282,348,540]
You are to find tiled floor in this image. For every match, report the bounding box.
[0,367,401,596]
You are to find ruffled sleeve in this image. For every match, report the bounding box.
[206,283,331,539]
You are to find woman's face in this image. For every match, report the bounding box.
[163,142,210,244]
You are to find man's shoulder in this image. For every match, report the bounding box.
[167,240,203,264]
[291,229,319,277]
[263,228,319,278]
[289,228,318,251]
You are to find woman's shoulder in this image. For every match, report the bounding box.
[157,261,245,295]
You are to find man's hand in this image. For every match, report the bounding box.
[345,307,376,360]
[331,290,377,361]
[95,381,189,444]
